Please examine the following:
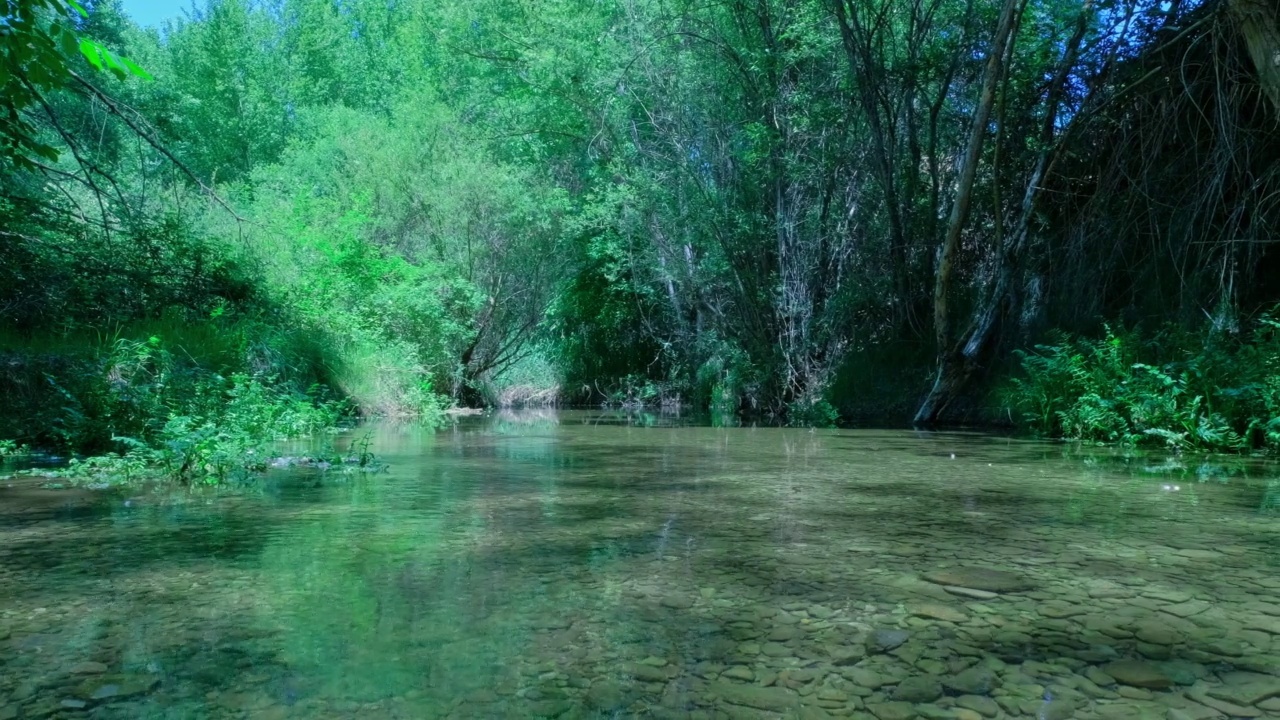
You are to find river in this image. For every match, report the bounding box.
[1,411,1278,719]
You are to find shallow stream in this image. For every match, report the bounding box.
[1,411,1278,720]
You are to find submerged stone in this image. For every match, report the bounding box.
[585,680,626,710]
[624,663,671,683]
[955,695,1000,717]
[909,603,968,623]
[711,682,799,711]
[871,629,911,652]
[891,676,942,703]
[830,644,867,666]
[944,586,1000,600]
[867,701,917,720]
[922,567,1032,593]
[525,699,571,717]
[1101,660,1173,689]
[944,667,999,695]
[1206,676,1280,707]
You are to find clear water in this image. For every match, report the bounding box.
[2,411,1279,720]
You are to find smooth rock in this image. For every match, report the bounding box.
[1040,698,1076,720]
[626,663,671,683]
[872,630,911,652]
[944,586,999,601]
[956,695,1000,717]
[1205,678,1280,707]
[1087,666,1117,686]
[585,681,626,710]
[944,668,999,695]
[1041,603,1087,619]
[832,645,868,666]
[1186,688,1261,718]
[1137,625,1181,646]
[526,699,571,717]
[84,675,160,702]
[1167,709,1224,720]
[1163,601,1212,619]
[1204,639,1244,658]
[868,701,917,720]
[850,669,888,690]
[910,604,968,623]
[712,682,799,712]
[1095,702,1163,720]
[1104,661,1173,689]
[1118,686,1154,700]
[923,568,1032,594]
[892,677,942,703]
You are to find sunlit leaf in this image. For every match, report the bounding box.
[121,57,153,81]
[78,38,104,70]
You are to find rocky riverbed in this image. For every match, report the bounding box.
[1,419,1277,719]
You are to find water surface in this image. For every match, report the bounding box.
[1,411,1278,719]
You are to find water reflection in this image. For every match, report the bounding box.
[0,412,1278,719]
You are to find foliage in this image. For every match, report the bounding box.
[2,0,1278,475]
[0,439,30,458]
[1007,317,1280,453]
[0,0,148,170]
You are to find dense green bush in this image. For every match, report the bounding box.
[1006,317,1280,452]
[0,319,350,482]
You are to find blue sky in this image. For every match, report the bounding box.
[118,0,187,28]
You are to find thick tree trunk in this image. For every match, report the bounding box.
[1229,0,1280,115]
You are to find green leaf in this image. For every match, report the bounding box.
[65,0,90,18]
[121,57,153,81]
[78,39,104,71]
[57,26,79,59]
[101,49,122,72]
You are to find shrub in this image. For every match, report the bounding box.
[1006,315,1280,452]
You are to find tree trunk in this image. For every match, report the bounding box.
[914,0,1022,425]
[915,0,1092,425]
[1229,0,1280,115]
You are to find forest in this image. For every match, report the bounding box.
[1,0,1279,480]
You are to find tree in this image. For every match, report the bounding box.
[0,0,148,169]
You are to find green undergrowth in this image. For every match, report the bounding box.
[1005,314,1280,453]
[0,319,394,486]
